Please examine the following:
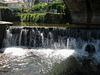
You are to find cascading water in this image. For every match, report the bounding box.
[0,26,100,75]
[3,26,100,49]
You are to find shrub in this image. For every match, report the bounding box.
[50,1,66,13]
[21,14,27,22]
[28,4,48,12]
[0,7,20,21]
[21,13,46,23]
[0,7,13,21]
[42,4,48,10]
[62,4,66,13]
[56,5,63,13]
[28,1,66,13]
[18,6,24,12]
[34,0,40,5]
[50,1,63,9]
[20,13,67,24]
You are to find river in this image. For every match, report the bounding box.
[0,22,100,75]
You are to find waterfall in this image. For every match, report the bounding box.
[1,26,100,75]
[3,26,100,50]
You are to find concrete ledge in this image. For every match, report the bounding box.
[0,21,13,48]
[0,21,13,25]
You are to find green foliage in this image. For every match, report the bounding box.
[50,1,66,13]
[28,1,66,13]
[0,7,13,21]
[62,4,66,13]
[56,5,62,13]
[34,0,40,5]
[50,1,62,9]
[21,13,46,23]
[0,7,20,21]
[33,4,42,11]
[18,6,23,12]
[28,3,48,12]
[20,13,66,24]
[41,4,48,10]
[29,1,62,12]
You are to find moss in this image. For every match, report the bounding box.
[20,13,67,24]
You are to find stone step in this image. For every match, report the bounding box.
[0,21,13,25]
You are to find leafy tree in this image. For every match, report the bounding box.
[28,1,66,13]
[50,1,66,13]
[50,1,63,9]
[28,3,48,12]
[34,0,40,5]
[0,7,13,21]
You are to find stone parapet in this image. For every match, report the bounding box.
[0,21,13,48]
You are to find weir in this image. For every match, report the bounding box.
[3,26,100,49]
[1,26,100,75]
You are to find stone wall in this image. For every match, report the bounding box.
[0,21,13,49]
[63,0,100,24]
[0,25,6,48]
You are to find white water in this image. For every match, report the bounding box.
[3,47,75,58]
[0,47,75,75]
[1,27,100,75]
[1,46,100,75]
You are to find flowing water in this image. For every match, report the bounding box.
[0,26,100,75]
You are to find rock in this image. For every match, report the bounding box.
[85,44,95,54]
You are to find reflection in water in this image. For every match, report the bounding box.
[0,47,75,75]
[12,22,70,28]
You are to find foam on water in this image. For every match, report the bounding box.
[3,47,75,59]
[3,47,27,56]
[0,47,75,75]
[1,27,100,75]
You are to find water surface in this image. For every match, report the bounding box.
[1,24,100,75]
